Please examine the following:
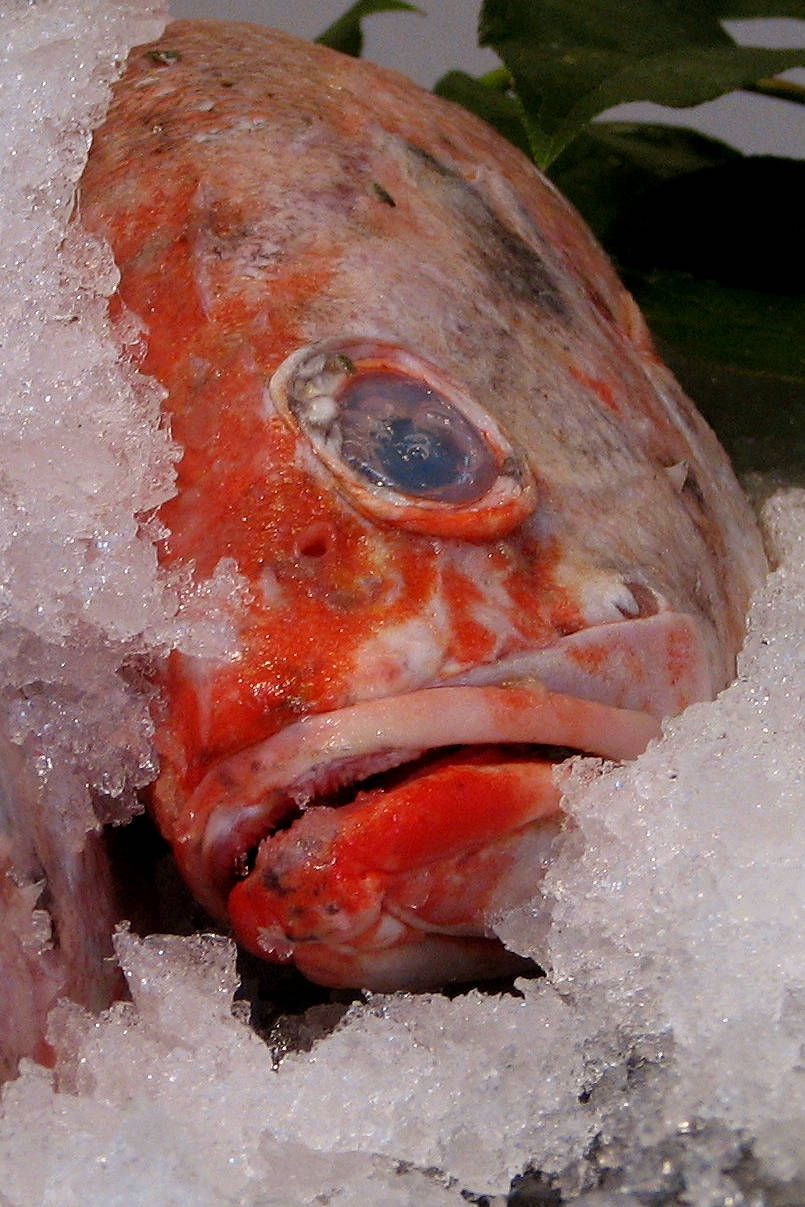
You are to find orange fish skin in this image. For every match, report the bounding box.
[79,21,766,989]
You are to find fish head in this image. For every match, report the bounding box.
[80,21,766,990]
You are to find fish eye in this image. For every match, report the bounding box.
[268,339,536,540]
[337,372,498,504]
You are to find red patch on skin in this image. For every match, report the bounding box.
[440,564,499,665]
[666,619,697,689]
[337,759,559,874]
[163,453,444,785]
[570,365,619,413]
[569,640,608,676]
[98,178,451,787]
[501,536,583,643]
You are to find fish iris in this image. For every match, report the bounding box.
[338,372,497,503]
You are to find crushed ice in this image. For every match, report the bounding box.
[0,3,803,1204]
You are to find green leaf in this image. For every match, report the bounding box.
[668,353,805,485]
[550,122,740,239]
[635,273,805,481]
[707,0,805,13]
[602,153,805,479]
[478,0,805,167]
[317,0,422,58]
[635,271,805,381]
[746,74,805,105]
[433,69,533,157]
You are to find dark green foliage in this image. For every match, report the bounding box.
[478,0,805,167]
[317,0,422,58]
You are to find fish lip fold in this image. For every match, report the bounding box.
[190,678,663,916]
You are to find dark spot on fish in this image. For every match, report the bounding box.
[207,66,237,89]
[259,865,285,894]
[501,454,528,485]
[584,281,616,326]
[478,213,568,319]
[405,144,466,184]
[682,469,705,508]
[215,766,240,790]
[404,143,568,320]
[371,181,397,207]
[233,848,255,880]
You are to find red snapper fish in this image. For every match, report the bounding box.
[80,20,766,992]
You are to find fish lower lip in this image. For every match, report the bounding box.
[179,680,661,917]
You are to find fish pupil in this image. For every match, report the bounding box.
[338,372,496,504]
[373,416,464,492]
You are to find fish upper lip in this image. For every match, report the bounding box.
[176,674,664,919]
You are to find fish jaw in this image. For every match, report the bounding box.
[228,754,565,992]
[155,666,671,990]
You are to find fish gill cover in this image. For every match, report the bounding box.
[0,2,802,1205]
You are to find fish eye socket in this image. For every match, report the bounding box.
[268,339,536,539]
[337,372,498,504]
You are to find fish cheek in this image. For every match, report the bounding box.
[203,477,437,753]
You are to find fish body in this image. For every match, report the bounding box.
[80,21,766,990]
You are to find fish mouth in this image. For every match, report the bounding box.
[170,611,712,989]
[183,677,661,915]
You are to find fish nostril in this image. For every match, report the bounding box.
[621,581,660,619]
[295,522,333,559]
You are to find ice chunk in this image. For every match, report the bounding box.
[0,0,172,1076]
[0,931,469,1206]
[0,0,174,773]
